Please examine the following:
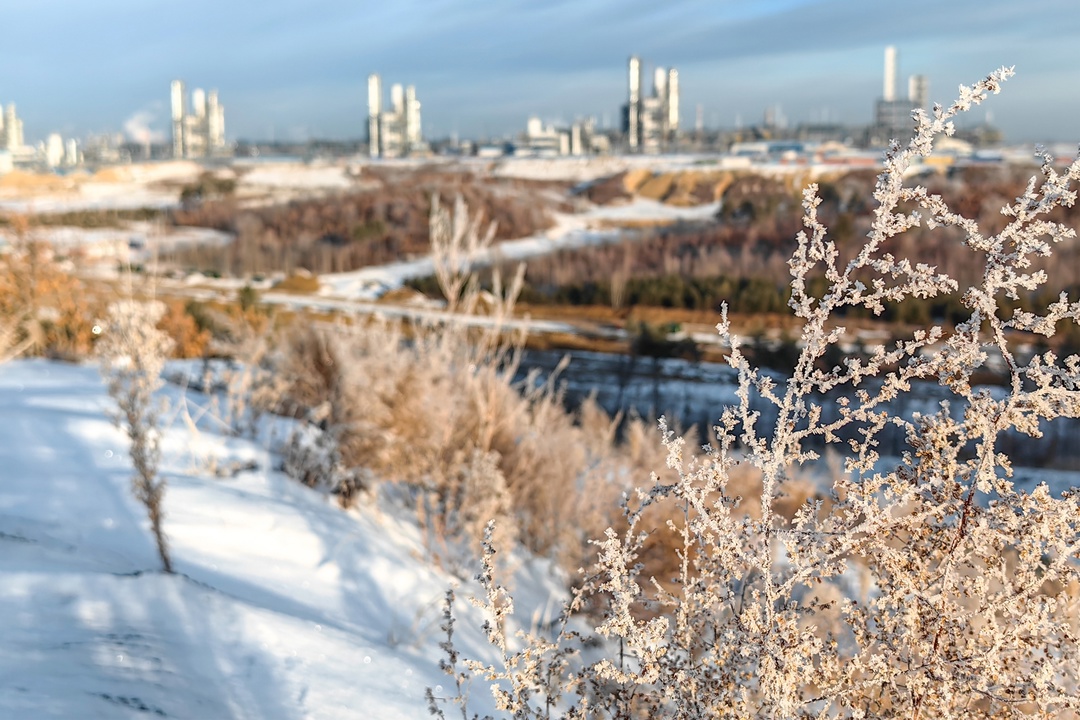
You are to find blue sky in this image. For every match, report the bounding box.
[2,0,1078,144]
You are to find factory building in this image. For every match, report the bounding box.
[171,80,227,159]
[622,56,679,152]
[517,116,605,157]
[367,74,424,158]
[870,47,929,145]
[0,104,25,152]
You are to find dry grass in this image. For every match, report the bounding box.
[622,168,653,194]
[636,173,677,201]
[274,315,652,571]
[0,170,80,193]
[272,273,321,294]
[0,217,103,360]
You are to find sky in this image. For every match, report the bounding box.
[2,0,1079,145]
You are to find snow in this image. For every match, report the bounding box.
[0,160,361,217]
[0,185,181,214]
[28,222,234,264]
[3,354,1077,717]
[4,159,719,300]
[0,359,560,718]
[0,163,203,214]
[237,164,355,191]
[317,198,720,301]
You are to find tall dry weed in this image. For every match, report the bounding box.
[98,295,176,573]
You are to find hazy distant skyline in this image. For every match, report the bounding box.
[3,0,1079,145]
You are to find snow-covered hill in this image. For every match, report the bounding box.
[0,360,553,719]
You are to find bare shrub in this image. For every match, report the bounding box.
[0,216,100,360]
[157,300,211,359]
[190,301,290,438]
[98,297,176,573]
[271,198,664,571]
[437,68,1080,719]
[163,171,565,278]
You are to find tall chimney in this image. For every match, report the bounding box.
[883,46,898,102]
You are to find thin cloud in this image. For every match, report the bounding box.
[1,0,1076,142]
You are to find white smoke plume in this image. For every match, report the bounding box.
[123,109,166,145]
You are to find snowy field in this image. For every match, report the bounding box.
[28,223,234,266]
[235,163,355,191]
[0,154,749,217]
[0,163,203,214]
[0,185,182,215]
[0,359,562,719]
[2,159,721,304]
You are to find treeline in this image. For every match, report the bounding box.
[158,168,568,277]
[410,273,797,315]
[0,207,165,229]
[445,165,1080,316]
[415,268,1080,334]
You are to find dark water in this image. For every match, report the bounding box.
[517,349,1080,471]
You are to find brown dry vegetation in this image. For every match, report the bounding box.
[508,166,1080,325]
[157,300,211,359]
[267,306,673,574]
[160,168,571,277]
[245,199,708,575]
[0,217,103,360]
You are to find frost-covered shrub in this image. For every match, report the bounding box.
[280,423,367,505]
[189,303,290,439]
[439,68,1080,719]
[98,298,176,573]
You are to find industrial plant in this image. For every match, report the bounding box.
[367,74,424,158]
[870,46,929,146]
[623,55,680,153]
[0,45,1010,174]
[170,80,227,159]
[1,104,25,153]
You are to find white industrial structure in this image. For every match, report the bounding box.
[623,55,679,152]
[0,104,24,152]
[45,134,64,168]
[0,103,78,171]
[171,80,227,159]
[64,138,79,167]
[908,74,929,112]
[518,116,603,156]
[883,45,898,102]
[872,46,926,144]
[367,74,424,158]
[627,56,641,150]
